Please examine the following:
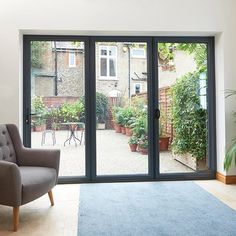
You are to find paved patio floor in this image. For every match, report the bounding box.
[32,129,193,177]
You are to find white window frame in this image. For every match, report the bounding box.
[99,45,117,80]
[69,51,76,67]
[130,48,146,58]
[133,83,142,94]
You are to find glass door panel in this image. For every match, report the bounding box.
[157,42,209,174]
[95,41,149,176]
[30,40,86,177]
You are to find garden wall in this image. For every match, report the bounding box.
[42,96,80,108]
[42,96,80,129]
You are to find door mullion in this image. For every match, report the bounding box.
[89,38,97,181]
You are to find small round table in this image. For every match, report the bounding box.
[61,122,85,146]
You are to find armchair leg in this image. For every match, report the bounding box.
[48,190,54,206]
[13,206,19,232]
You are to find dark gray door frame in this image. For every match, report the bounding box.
[23,35,216,183]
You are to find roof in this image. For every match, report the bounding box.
[53,42,84,50]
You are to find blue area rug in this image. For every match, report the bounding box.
[78,182,236,236]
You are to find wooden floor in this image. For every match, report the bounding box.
[0,180,236,235]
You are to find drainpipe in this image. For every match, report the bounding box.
[54,41,58,96]
[128,45,131,98]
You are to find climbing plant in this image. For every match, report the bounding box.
[171,71,207,160]
[31,41,49,68]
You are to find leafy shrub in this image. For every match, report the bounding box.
[96,92,108,123]
[132,115,147,138]
[60,100,84,122]
[128,136,139,145]
[31,96,47,126]
[171,71,207,160]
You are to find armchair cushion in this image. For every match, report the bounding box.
[19,166,57,205]
[0,125,16,163]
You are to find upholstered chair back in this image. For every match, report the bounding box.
[0,124,17,163]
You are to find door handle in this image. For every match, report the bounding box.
[25,109,37,124]
[155,109,160,119]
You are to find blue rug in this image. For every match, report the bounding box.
[78,182,236,236]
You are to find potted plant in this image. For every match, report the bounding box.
[118,108,126,134]
[96,92,108,130]
[122,107,135,136]
[159,106,170,151]
[31,96,47,132]
[125,117,135,136]
[116,109,125,133]
[128,135,139,152]
[138,135,148,155]
[112,106,122,133]
[224,90,236,171]
[132,115,147,138]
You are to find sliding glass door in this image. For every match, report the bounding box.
[23,36,216,183]
[154,38,216,180]
[23,37,89,181]
[94,40,150,177]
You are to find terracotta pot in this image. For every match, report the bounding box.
[138,147,148,155]
[114,123,122,133]
[35,124,46,132]
[125,127,133,136]
[129,143,138,152]
[159,137,170,151]
[121,126,126,134]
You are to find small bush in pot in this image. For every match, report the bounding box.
[128,135,139,152]
[31,96,47,131]
[138,135,148,155]
[112,106,122,133]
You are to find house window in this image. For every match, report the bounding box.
[99,46,117,79]
[134,83,142,94]
[130,48,146,58]
[69,52,76,67]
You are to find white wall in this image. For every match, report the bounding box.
[0,0,236,175]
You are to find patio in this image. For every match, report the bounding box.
[32,129,193,177]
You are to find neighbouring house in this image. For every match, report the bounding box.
[32,42,196,99]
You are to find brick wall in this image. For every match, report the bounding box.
[107,97,118,129]
[42,96,80,129]
[42,96,80,108]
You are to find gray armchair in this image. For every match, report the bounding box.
[0,124,60,231]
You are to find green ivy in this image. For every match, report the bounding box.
[31,41,49,68]
[171,71,207,160]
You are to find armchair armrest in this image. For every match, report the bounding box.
[0,161,22,207]
[17,148,60,176]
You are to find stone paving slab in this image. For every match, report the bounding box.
[32,130,193,177]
